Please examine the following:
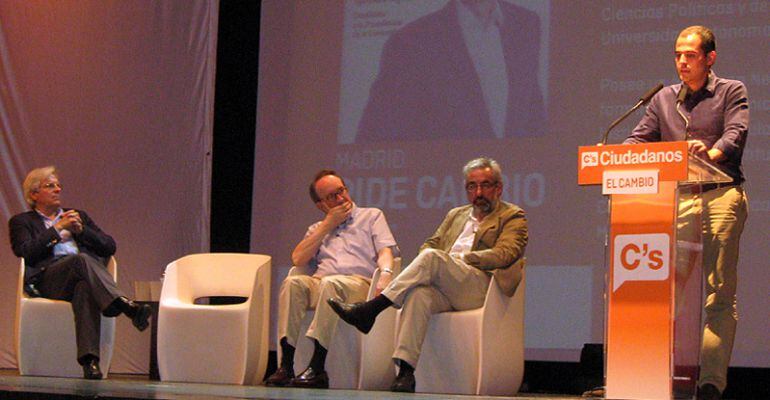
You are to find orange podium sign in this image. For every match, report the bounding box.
[578,142,730,400]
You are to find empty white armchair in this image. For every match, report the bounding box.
[15,257,117,378]
[413,259,526,396]
[288,259,401,389]
[158,253,271,385]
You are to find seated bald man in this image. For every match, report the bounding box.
[264,169,399,388]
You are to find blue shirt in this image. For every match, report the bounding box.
[306,205,399,278]
[36,208,80,257]
[624,71,749,183]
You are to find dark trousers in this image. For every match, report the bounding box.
[36,254,125,363]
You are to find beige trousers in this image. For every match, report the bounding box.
[679,186,748,392]
[277,274,370,349]
[382,248,490,367]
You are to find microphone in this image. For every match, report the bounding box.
[676,85,689,104]
[675,84,690,132]
[640,83,665,104]
[600,83,664,145]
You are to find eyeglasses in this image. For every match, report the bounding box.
[39,182,63,191]
[465,181,498,193]
[322,186,348,202]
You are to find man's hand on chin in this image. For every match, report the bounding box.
[323,201,353,228]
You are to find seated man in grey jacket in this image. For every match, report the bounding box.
[330,157,527,392]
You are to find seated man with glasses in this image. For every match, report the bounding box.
[328,157,528,392]
[9,166,152,380]
[264,169,399,388]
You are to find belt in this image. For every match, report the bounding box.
[686,182,738,194]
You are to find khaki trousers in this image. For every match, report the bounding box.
[382,249,490,367]
[679,186,748,392]
[277,273,370,350]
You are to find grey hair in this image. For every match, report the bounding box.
[23,166,58,208]
[463,157,502,182]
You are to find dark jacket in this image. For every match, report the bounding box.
[9,209,116,284]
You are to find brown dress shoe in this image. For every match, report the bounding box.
[264,366,294,387]
[289,367,329,389]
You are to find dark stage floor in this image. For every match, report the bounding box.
[0,370,582,400]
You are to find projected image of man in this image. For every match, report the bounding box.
[624,26,749,400]
[356,0,545,142]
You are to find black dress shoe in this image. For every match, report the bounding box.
[129,302,152,332]
[697,384,721,400]
[23,283,41,297]
[390,372,415,393]
[113,297,152,331]
[327,299,375,334]
[289,367,329,389]
[82,358,103,380]
[264,367,294,387]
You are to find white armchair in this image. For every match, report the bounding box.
[287,258,401,389]
[157,253,271,385]
[413,259,526,395]
[15,257,117,378]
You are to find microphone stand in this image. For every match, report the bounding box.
[600,100,647,145]
[600,83,664,145]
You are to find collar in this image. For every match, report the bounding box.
[683,70,717,97]
[35,208,63,222]
[704,70,717,94]
[466,208,482,223]
[456,0,504,30]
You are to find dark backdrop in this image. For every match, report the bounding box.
[211,0,259,253]
[211,1,769,398]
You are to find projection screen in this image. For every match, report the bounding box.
[253,0,769,367]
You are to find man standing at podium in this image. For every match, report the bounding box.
[624,26,749,400]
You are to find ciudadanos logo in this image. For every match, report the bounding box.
[613,233,670,291]
[581,151,599,169]
[581,148,684,170]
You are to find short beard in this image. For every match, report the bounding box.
[473,197,493,215]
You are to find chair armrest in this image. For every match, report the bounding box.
[393,257,402,275]
[366,268,381,300]
[365,257,402,300]
[288,265,311,277]
[491,257,525,298]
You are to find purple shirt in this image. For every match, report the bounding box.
[624,71,749,183]
[306,205,399,278]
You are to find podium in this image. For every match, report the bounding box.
[578,142,732,399]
